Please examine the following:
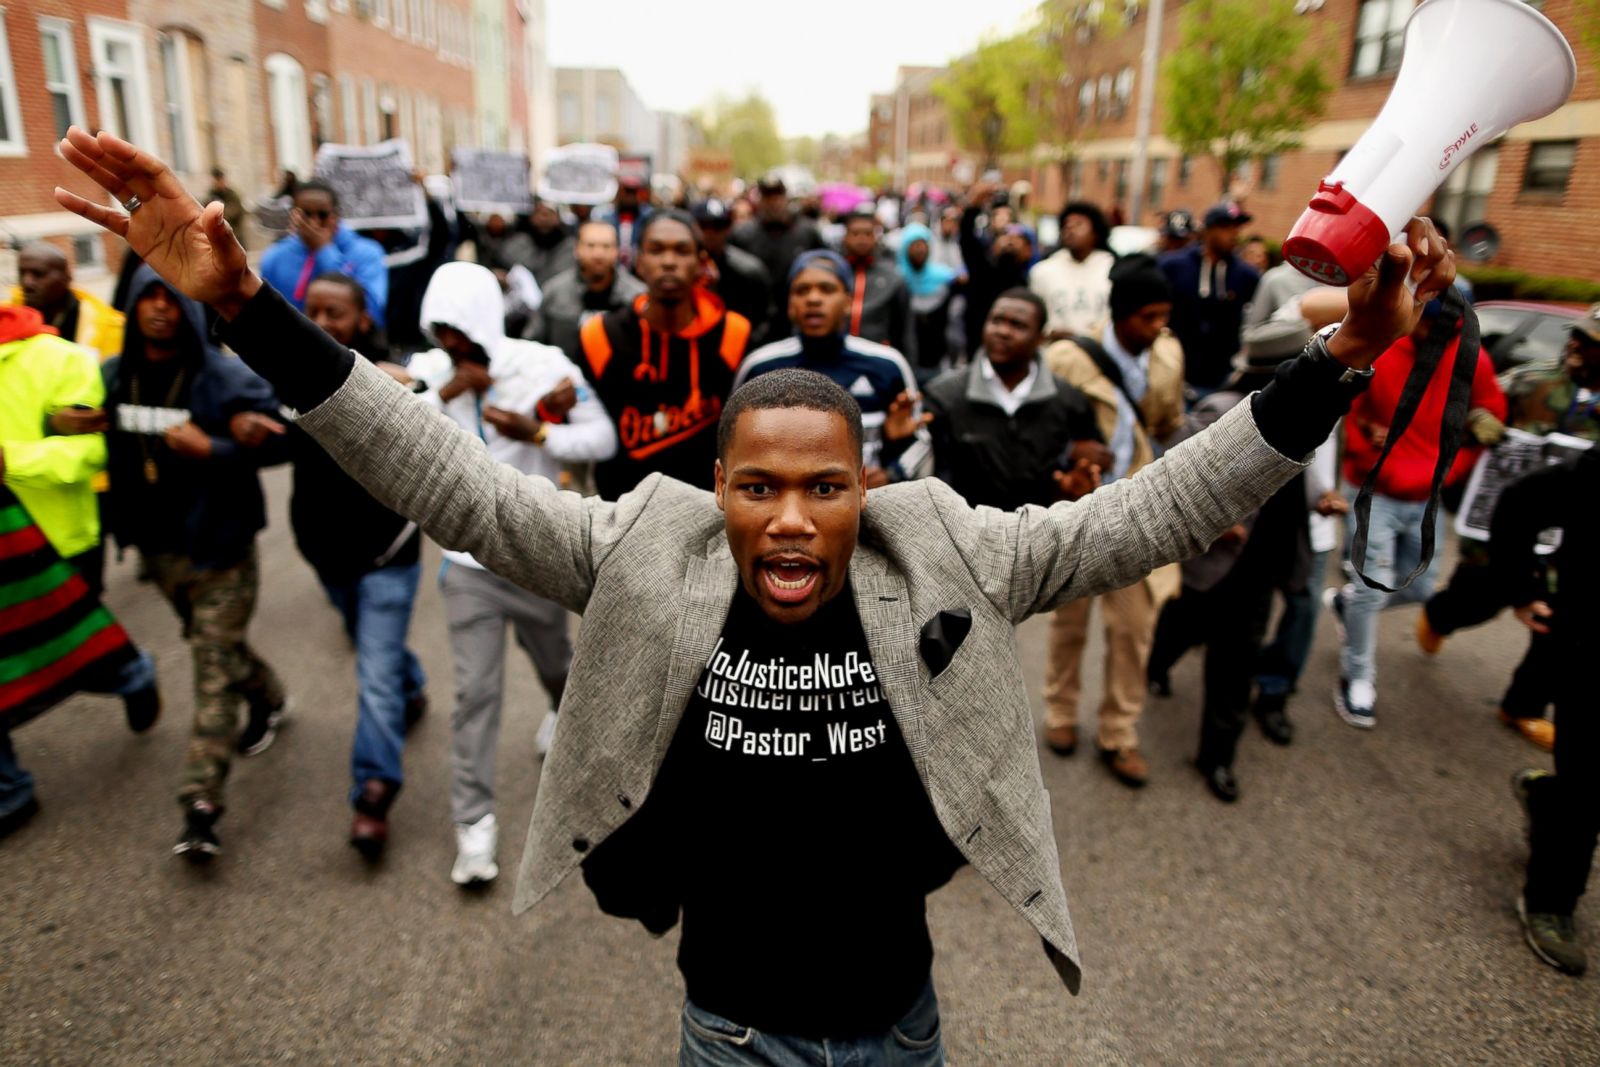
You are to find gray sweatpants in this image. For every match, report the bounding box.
[439,562,571,825]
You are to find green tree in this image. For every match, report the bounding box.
[1571,0,1600,64]
[1161,0,1332,194]
[935,2,1121,171]
[695,92,784,181]
[934,31,1060,169]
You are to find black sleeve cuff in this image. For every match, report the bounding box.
[1249,349,1371,460]
[214,283,356,412]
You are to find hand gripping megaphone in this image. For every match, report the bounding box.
[1283,0,1576,286]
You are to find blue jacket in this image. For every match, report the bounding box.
[260,225,390,329]
[1157,244,1259,390]
[103,265,286,570]
[733,332,932,481]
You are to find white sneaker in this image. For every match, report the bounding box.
[535,711,559,756]
[451,813,498,885]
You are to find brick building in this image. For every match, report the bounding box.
[1027,0,1600,280]
[867,0,1597,280]
[0,0,545,280]
[867,67,965,188]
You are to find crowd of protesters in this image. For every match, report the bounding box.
[3,147,1595,1000]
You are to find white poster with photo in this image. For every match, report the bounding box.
[313,140,426,230]
[1455,427,1593,551]
[538,143,619,206]
[451,148,533,215]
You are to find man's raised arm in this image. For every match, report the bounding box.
[929,218,1459,623]
[52,126,620,613]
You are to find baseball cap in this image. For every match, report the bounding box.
[692,199,733,228]
[1568,302,1600,343]
[1161,209,1195,240]
[757,174,787,195]
[1203,201,1253,228]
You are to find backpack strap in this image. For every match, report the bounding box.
[1073,335,1148,432]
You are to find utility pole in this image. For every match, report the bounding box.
[1127,0,1166,226]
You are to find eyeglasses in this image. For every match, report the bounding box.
[300,209,334,222]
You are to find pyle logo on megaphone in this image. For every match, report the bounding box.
[1439,124,1479,171]
[1283,0,1576,289]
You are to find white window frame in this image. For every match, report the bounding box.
[361,76,379,144]
[87,19,158,150]
[374,0,390,29]
[265,52,312,178]
[338,72,358,144]
[423,0,436,47]
[331,0,350,12]
[305,0,330,23]
[158,32,201,174]
[37,17,86,142]
[259,0,287,10]
[392,0,406,37]
[0,10,23,155]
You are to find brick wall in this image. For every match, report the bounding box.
[1022,0,1600,280]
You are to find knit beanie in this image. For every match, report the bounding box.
[1108,254,1173,321]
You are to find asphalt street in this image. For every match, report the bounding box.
[2,467,1596,1065]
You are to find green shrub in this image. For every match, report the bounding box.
[1460,265,1600,304]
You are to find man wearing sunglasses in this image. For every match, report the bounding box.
[260,180,390,331]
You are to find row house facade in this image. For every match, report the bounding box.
[871,0,1598,280]
[0,0,538,277]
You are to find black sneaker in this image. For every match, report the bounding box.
[404,692,428,732]
[123,683,161,733]
[1253,691,1294,745]
[1518,896,1587,976]
[0,795,40,840]
[237,696,290,757]
[173,801,222,861]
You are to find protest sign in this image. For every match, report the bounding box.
[313,140,426,230]
[538,143,618,206]
[1455,428,1593,550]
[451,148,533,215]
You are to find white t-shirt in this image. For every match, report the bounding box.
[1028,248,1115,337]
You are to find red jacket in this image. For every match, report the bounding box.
[1342,332,1506,502]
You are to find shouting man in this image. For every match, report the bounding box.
[54,125,1455,1063]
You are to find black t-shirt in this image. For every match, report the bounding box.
[649,586,964,1038]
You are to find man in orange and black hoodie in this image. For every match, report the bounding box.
[580,209,752,499]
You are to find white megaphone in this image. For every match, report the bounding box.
[1283,0,1576,287]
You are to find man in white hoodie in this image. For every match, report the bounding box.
[403,262,617,885]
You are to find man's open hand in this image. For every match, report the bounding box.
[884,391,932,441]
[52,127,260,319]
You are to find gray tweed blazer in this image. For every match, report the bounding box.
[295,357,1307,995]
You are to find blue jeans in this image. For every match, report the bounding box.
[0,730,36,818]
[320,564,425,804]
[679,978,943,1066]
[1256,549,1332,698]
[1340,486,1444,687]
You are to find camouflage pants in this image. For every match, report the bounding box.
[144,548,285,809]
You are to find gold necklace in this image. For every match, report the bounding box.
[129,362,188,485]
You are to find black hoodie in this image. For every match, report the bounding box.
[102,265,285,570]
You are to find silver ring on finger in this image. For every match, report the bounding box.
[122,195,142,213]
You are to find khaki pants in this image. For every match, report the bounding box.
[1043,581,1158,751]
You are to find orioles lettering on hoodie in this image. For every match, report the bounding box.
[580,288,750,498]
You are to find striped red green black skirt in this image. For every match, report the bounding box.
[0,487,136,730]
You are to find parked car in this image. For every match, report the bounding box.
[1474,300,1585,373]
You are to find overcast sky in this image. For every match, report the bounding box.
[545,0,1043,139]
